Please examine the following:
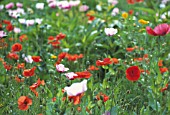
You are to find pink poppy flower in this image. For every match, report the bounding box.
[5,2,14,9]
[64,72,78,80]
[14,27,21,33]
[79,5,89,12]
[16,2,23,8]
[105,28,118,36]
[0,31,6,38]
[64,80,87,96]
[56,64,69,72]
[146,23,170,36]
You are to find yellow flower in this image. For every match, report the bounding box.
[138,19,149,25]
[138,28,146,32]
[122,12,128,19]
[51,55,57,59]
[87,10,95,15]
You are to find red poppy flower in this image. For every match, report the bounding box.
[3,62,12,71]
[86,14,95,21]
[127,0,144,4]
[6,24,14,31]
[127,0,135,4]
[23,66,36,77]
[3,20,11,25]
[136,0,144,2]
[68,93,84,105]
[126,66,140,81]
[88,65,99,71]
[112,58,119,64]
[32,56,42,62]
[7,52,19,60]
[96,58,112,66]
[128,9,134,15]
[146,23,170,36]
[56,52,68,64]
[48,36,55,43]
[126,47,135,52]
[18,96,32,111]
[158,60,163,67]
[11,43,22,52]
[160,67,168,74]
[96,93,109,102]
[17,63,25,69]
[30,78,45,97]
[56,33,66,40]
[74,71,92,79]
[134,57,143,62]
[160,84,169,92]
[140,69,150,74]
[52,97,56,102]
[65,53,83,61]
[15,76,24,82]
[19,34,28,42]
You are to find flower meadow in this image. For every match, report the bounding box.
[0,0,170,114]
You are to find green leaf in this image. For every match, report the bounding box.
[160,5,170,14]
[134,7,155,14]
[45,86,53,98]
[110,106,118,115]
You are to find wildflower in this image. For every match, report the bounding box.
[64,80,87,96]
[3,62,12,71]
[23,66,36,77]
[0,31,6,38]
[64,72,78,80]
[104,28,118,36]
[112,58,119,64]
[79,5,89,12]
[3,20,11,25]
[160,67,168,74]
[14,27,21,33]
[7,52,19,60]
[32,56,42,62]
[96,58,112,66]
[126,66,140,81]
[52,97,56,102]
[19,34,28,42]
[6,24,14,31]
[146,23,170,36]
[74,71,92,79]
[15,76,24,82]
[88,65,99,71]
[18,96,32,111]
[36,3,44,10]
[30,78,45,97]
[111,8,119,16]
[96,93,109,102]
[26,20,35,26]
[160,84,169,92]
[158,60,163,67]
[17,63,25,69]
[5,2,14,9]
[56,64,69,72]
[51,55,57,59]
[122,12,128,19]
[68,93,84,105]
[16,2,23,8]
[128,9,134,15]
[56,33,66,40]
[11,43,22,52]
[24,55,33,63]
[138,19,149,25]
[126,47,135,52]
[65,53,83,61]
